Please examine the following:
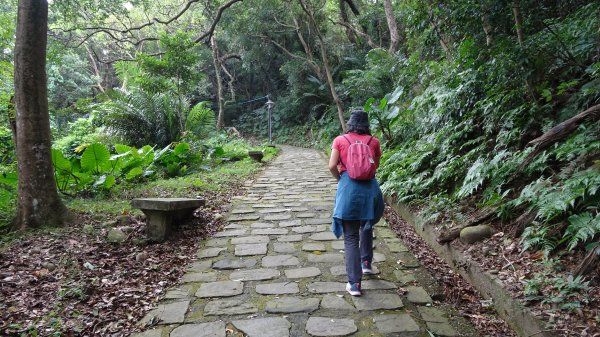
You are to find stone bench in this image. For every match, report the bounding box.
[131,198,206,242]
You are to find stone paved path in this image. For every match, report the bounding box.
[131,146,471,337]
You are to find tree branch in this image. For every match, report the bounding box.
[58,0,203,35]
[520,103,600,169]
[194,0,243,43]
[331,19,380,49]
[52,0,243,48]
[342,0,360,15]
[221,63,236,102]
[84,44,105,93]
[220,53,242,63]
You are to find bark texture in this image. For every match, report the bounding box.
[520,103,600,168]
[511,0,537,101]
[339,0,357,44]
[211,36,226,129]
[480,1,493,46]
[511,1,525,46]
[14,0,67,229]
[383,0,400,53]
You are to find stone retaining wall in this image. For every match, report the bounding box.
[386,197,558,337]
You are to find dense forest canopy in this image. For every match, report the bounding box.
[0,0,599,324]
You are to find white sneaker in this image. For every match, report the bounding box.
[346,282,361,296]
[361,261,374,274]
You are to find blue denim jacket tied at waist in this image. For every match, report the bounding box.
[331,171,384,238]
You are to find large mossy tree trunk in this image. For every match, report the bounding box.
[13,0,67,230]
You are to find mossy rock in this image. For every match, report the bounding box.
[459,225,493,244]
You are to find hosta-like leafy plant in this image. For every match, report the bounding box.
[50,142,194,193]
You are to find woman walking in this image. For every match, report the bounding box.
[329,109,384,296]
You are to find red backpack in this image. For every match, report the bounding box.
[341,135,376,180]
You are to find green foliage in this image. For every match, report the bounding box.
[46,51,97,109]
[99,89,185,147]
[564,212,600,252]
[80,143,111,174]
[155,142,194,177]
[52,116,107,157]
[524,259,591,311]
[134,32,203,95]
[0,175,16,232]
[521,224,558,258]
[51,141,196,194]
[343,48,400,104]
[0,126,14,166]
[364,86,403,142]
[366,1,600,262]
[186,102,216,139]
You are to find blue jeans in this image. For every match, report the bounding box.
[342,220,373,284]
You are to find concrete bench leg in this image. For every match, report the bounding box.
[142,210,173,242]
[141,208,198,242]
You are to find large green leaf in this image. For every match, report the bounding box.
[103,175,116,189]
[94,175,116,189]
[173,142,190,156]
[141,147,155,166]
[387,87,404,105]
[73,171,94,186]
[115,144,135,154]
[126,167,144,180]
[385,106,401,120]
[52,148,72,171]
[81,143,110,174]
[155,143,172,161]
[363,98,375,112]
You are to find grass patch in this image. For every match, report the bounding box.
[1,140,280,242]
[67,156,268,215]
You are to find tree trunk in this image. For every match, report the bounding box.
[292,15,323,79]
[339,0,357,44]
[342,0,360,15]
[383,0,400,53]
[320,42,347,132]
[511,1,525,47]
[298,0,347,132]
[426,1,451,58]
[520,103,600,168]
[480,1,493,46]
[511,0,537,102]
[211,36,226,129]
[13,0,67,230]
[84,44,105,93]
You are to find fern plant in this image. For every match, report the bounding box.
[521,224,558,258]
[186,102,216,139]
[563,212,600,251]
[99,89,186,147]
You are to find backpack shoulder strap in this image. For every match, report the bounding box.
[366,136,374,145]
[342,135,352,144]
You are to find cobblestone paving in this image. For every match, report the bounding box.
[132,146,471,337]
